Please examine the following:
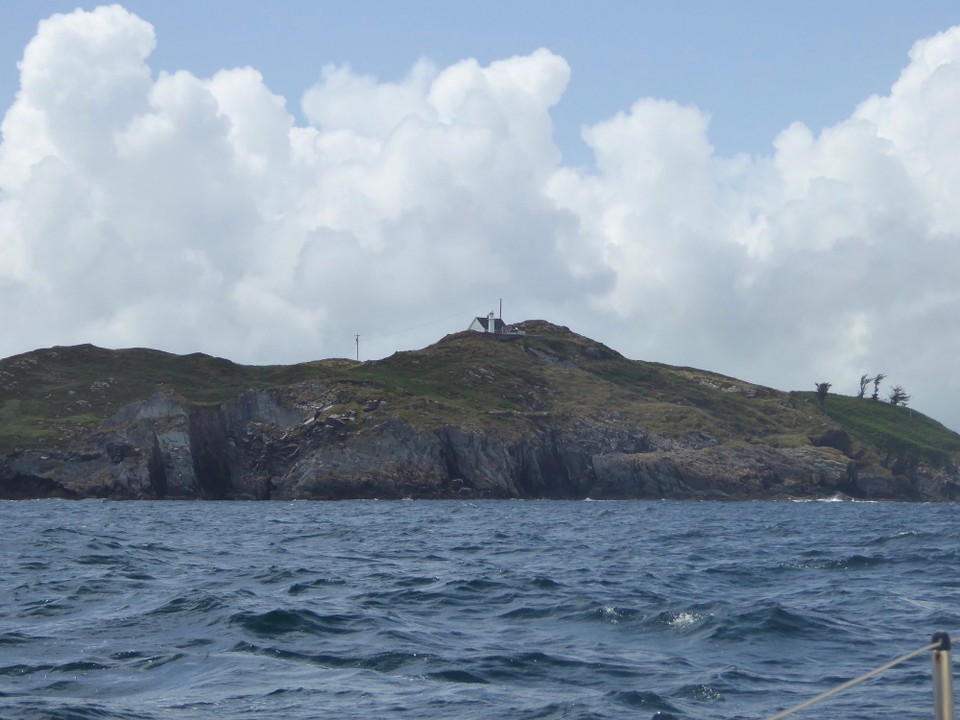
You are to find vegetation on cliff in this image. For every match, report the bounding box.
[1,320,958,499]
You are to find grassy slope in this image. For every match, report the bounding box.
[0,344,326,450]
[1,323,958,472]
[809,392,960,469]
[345,322,826,443]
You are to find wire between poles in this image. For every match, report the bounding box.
[765,640,941,720]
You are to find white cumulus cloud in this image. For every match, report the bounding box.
[2,6,960,430]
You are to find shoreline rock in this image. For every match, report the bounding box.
[3,391,958,502]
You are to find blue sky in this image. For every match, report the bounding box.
[3,2,960,429]
[4,1,957,161]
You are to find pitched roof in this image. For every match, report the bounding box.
[474,316,506,332]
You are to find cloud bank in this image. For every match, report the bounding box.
[2,6,960,429]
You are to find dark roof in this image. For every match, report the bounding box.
[475,316,507,332]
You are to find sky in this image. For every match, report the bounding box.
[2,2,960,429]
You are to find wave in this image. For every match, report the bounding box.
[2,703,158,720]
[5,499,959,720]
[228,608,368,637]
[705,602,857,642]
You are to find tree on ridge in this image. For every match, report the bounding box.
[889,385,911,407]
[871,373,886,401]
[815,381,832,407]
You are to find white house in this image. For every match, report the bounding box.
[467,312,525,335]
[468,312,506,333]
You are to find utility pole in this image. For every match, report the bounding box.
[355,334,359,362]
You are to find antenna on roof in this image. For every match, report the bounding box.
[499,298,502,319]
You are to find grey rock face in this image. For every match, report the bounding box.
[2,390,957,501]
[0,390,301,499]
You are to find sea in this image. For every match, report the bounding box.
[1,499,958,720]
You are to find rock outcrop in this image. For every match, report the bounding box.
[3,325,959,501]
[3,389,958,501]
[0,391,300,500]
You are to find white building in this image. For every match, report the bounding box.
[467,312,524,335]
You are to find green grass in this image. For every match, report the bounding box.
[802,392,960,469]
[3,329,960,476]
[0,345,327,451]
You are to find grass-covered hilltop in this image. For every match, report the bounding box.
[2,320,959,501]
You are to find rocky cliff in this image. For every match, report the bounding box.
[2,321,959,501]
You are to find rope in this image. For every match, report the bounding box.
[765,640,942,720]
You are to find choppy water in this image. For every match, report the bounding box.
[1,499,958,720]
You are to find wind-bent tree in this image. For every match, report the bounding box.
[858,374,871,399]
[872,373,886,401]
[815,381,832,407]
[889,385,911,407]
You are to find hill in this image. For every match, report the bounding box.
[1,320,958,500]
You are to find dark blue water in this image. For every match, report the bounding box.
[2,500,958,720]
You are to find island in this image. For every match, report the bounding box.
[2,320,959,501]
